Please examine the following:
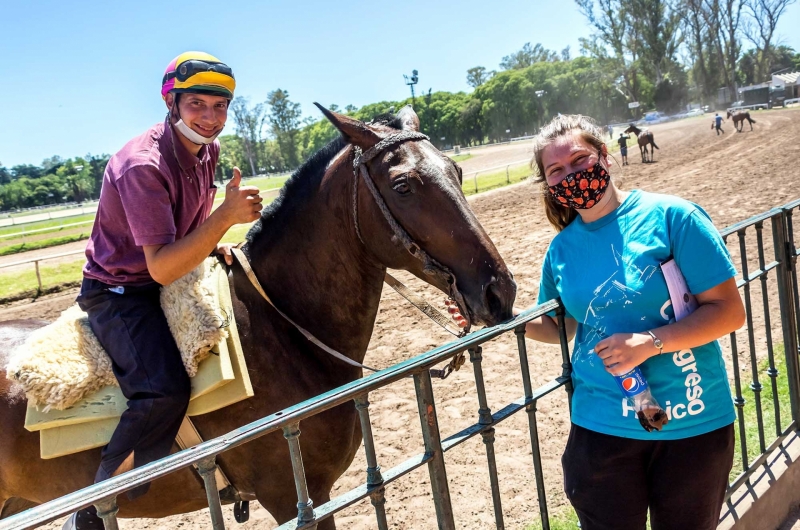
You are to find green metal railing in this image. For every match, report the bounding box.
[4,199,800,529]
[720,202,800,499]
[0,301,573,530]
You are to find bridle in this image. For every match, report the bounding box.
[352,130,471,336]
[232,130,470,378]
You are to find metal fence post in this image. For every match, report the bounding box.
[413,370,456,530]
[283,423,317,528]
[772,213,800,425]
[197,457,226,530]
[355,394,388,530]
[474,172,479,194]
[514,326,550,530]
[469,346,504,529]
[505,166,510,184]
[556,304,574,413]
[94,497,119,530]
[35,260,42,291]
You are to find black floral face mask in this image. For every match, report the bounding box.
[547,158,609,210]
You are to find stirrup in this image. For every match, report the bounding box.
[234,501,250,523]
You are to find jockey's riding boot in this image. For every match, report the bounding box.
[62,506,104,530]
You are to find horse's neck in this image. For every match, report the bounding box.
[244,150,386,364]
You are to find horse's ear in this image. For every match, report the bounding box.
[314,103,381,149]
[396,105,420,132]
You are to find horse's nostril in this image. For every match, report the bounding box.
[485,281,504,321]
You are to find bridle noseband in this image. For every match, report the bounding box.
[352,131,471,335]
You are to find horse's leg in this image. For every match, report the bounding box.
[1,497,37,519]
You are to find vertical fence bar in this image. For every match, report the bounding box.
[94,497,119,530]
[197,457,226,530]
[528,399,549,530]
[755,222,782,435]
[354,394,388,530]
[772,214,800,426]
[784,208,800,370]
[514,326,550,529]
[283,423,317,528]
[505,166,510,184]
[725,232,750,472]
[729,330,749,471]
[738,229,767,453]
[556,305,575,412]
[474,173,479,194]
[469,346,505,529]
[414,370,455,530]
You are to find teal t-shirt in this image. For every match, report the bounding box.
[537,190,737,440]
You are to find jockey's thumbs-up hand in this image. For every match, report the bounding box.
[221,167,262,225]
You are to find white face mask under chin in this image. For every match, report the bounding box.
[174,119,222,145]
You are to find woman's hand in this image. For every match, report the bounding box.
[594,332,660,375]
[445,298,468,328]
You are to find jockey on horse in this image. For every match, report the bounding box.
[63,52,263,530]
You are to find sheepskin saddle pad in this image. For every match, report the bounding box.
[6,258,229,411]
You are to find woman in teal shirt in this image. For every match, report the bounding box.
[522,115,744,529]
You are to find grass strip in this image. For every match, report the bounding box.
[0,260,85,301]
[463,163,532,195]
[0,213,95,237]
[0,233,90,257]
[525,507,580,530]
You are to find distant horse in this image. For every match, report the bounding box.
[623,124,660,163]
[727,110,756,132]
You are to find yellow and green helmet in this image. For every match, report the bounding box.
[161,51,235,100]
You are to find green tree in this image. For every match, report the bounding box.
[466,66,493,88]
[229,97,267,177]
[500,42,559,70]
[267,89,302,170]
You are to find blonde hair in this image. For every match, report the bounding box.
[531,114,608,232]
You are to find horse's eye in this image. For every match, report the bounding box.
[392,181,411,195]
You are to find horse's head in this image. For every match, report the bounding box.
[317,104,516,327]
[726,110,732,120]
[624,124,637,135]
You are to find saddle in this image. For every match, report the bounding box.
[6,258,253,459]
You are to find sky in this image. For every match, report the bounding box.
[1,0,799,168]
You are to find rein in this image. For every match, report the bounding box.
[352,131,471,336]
[232,131,469,379]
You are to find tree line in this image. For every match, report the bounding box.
[0,155,109,212]
[3,0,797,209]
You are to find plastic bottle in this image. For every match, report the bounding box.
[614,366,669,432]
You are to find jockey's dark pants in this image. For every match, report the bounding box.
[77,278,190,499]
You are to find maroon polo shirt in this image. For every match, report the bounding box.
[83,119,219,286]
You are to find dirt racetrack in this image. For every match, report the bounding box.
[8,107,800,529]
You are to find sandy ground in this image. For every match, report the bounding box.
[6,108,800,529]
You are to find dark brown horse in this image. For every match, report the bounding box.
[623,124,660,163]
[0,105,516,528]
[726,110,756,132]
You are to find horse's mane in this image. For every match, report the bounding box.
[245,112,402,244]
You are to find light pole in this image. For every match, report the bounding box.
[404,69,419,106]
[535,90,546,130]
